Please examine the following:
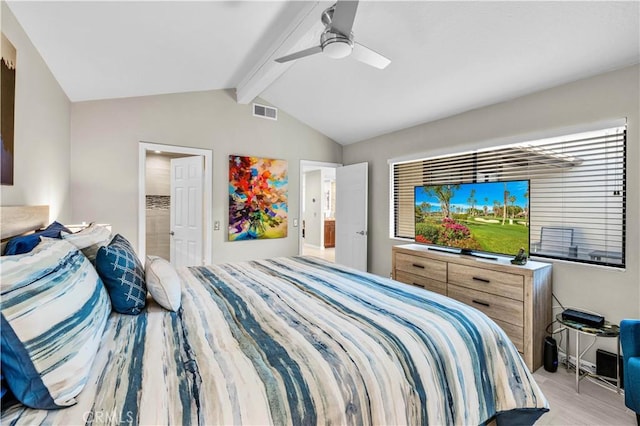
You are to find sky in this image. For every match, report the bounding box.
[415,181,529,212]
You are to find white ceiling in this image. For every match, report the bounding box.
[7,1,640,145]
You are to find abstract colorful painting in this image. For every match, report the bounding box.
[229,155,288,241]
[1,33,16,186]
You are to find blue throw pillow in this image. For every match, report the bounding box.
[3,221,71,255]
[96,234,146,315]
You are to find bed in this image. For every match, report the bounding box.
[1,207,548,425]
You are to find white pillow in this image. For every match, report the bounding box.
[62,223,112,264]
[145,255,182,311]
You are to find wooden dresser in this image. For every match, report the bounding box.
[324,219,335,248]
[392,244,552,372]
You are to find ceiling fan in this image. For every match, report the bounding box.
[275,0,391,69]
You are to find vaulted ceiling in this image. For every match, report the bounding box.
[7,1,640,145]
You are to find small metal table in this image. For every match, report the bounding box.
[554,313,620,394]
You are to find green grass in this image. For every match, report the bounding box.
[463,218,528,254]
[417,215,528,255]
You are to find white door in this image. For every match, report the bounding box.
[170,156,204,267]
[335,162,368,271]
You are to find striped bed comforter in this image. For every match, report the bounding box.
[2,256,548,425]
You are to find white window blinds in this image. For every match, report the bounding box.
[391,125,626,268]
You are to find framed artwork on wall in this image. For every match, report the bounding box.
[228,155,288,241]
[1,33,16,186]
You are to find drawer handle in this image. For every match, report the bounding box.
[472,276,490,283]
[412,263,425,269]
[472,299,491,307]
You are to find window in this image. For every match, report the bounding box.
[390,125,626,268]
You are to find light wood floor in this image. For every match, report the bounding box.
[302,243,335,262]
[533,367,636,425]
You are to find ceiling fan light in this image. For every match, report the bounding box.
[323,41,352,59]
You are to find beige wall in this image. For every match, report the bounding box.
[70,90,341,263]
[344,65,640,358]
[0,3,71,221]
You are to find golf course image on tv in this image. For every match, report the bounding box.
[414,180,530,257]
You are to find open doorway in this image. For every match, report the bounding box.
[299,161,340,262]
[145,151,189,261]
[138,142,212,265]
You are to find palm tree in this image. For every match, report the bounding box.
[523,191,529,225]
[493,200,500,217]
[483,197,489,216]
[424,184,459,219]
[467,189,477,216]
[502,183,509,225]
[509,195,517,219]
[416,202,431,222]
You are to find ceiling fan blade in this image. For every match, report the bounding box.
[352,42,391,69]
[275,46,323,63]
[331,0,359,36]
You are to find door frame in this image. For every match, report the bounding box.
[138,142,213,264]
[299,160,341,255]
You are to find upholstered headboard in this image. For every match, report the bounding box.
[0,205,49,243]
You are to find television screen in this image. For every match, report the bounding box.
[414,180,530,257]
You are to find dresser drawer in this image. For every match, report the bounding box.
[447,284,524,328]
[448,263,524,301]
[395,253,447,282]
[492,318,524,353]
[395,271,447,296]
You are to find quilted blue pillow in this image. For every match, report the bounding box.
[3,221,71,255]
[0,238,111,409]
[96,234,146,315]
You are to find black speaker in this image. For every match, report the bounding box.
[544,336,558,372]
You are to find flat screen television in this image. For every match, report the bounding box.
[414,180,530,258]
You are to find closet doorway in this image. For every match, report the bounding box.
[138,142,212,265]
